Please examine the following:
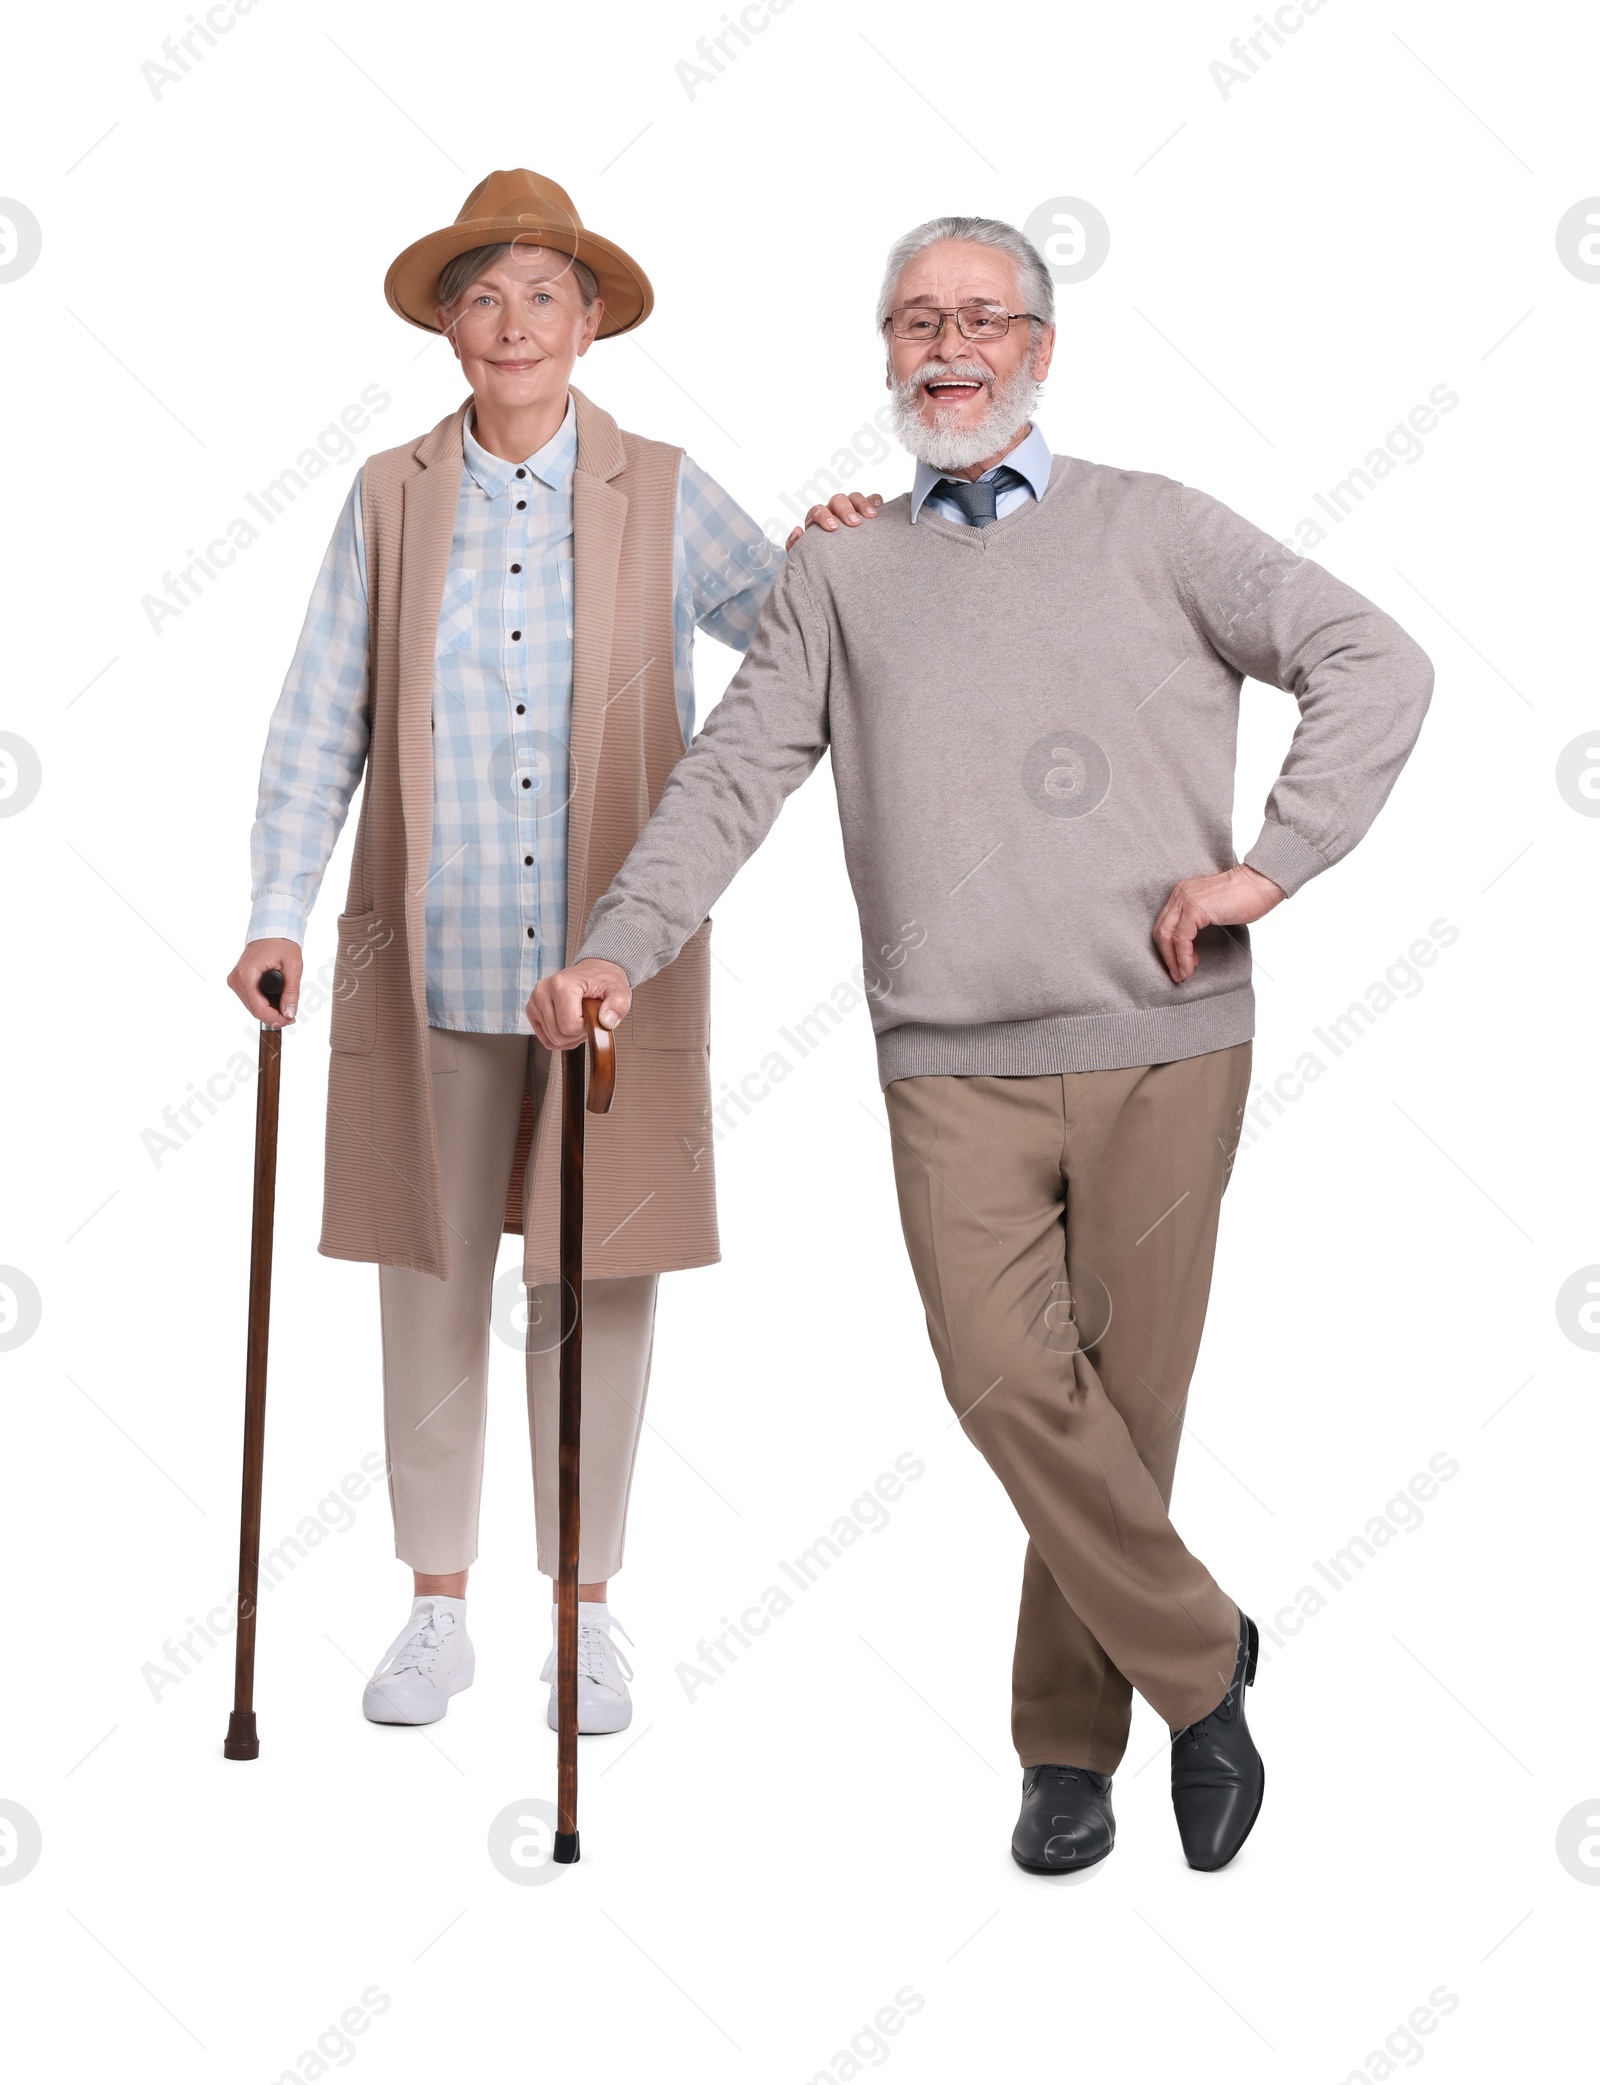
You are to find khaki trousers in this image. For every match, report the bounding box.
[885,1043,1252,1771]
[378,1027,657,1580]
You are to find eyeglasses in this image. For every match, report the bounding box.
[883,303,1044,343]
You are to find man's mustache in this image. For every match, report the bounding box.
[909,359,996,392]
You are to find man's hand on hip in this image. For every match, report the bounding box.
[528,959,633,1049]
[1153,866,1285,984]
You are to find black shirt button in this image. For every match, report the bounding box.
[511,630,522,641]
[516,703,525,714]
[524,855,533,866]
[510,563,521,573]
[527,926,536,937]
[516,499,526,510]
[522,777,532,788]
[515,468,526,478]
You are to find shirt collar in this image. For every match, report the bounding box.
[909,421,1054,523]
[462,392,578,499]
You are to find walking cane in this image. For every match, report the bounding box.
[224,966,285,1761]
[552,996,616,1863]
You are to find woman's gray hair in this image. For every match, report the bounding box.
[435,241,599,315]
[876,216,1054,334]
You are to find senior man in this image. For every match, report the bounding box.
[531,214,1432,1872]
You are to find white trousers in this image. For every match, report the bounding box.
[377,1026,657,1578]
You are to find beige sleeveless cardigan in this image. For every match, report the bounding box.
[318,385,719,1285]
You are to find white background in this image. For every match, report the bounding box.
[2,0,1595,2077]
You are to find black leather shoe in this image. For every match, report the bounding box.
[1011,1764,1115,1874]
[1170,1612,1263,1871]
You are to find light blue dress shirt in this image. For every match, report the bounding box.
[909,420,1054,526]
[249,396,778,1033]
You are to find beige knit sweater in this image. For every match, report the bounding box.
[580,457,1433,1084]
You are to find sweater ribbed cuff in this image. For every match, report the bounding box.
[575,916,675,989]
[1242,818,1328,899]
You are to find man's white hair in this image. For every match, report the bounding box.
[875,216,1055,335]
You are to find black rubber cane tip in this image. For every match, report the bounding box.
[552,1830,580,1865]
[260,968,285,1012]
[223,1711,260,1761]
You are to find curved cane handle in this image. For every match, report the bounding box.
[581,996,616,1115]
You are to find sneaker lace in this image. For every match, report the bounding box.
[543,1610,634,1688]
[389,1606,457,1677]
[583,1612,634,1685]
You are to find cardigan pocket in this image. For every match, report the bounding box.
[329,908,385,1055]
[435,567,477,654]
[629,918,711,1050]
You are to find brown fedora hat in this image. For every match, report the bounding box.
[384,167,653,338]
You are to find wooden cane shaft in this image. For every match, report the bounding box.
[556,1031,585,1841]
[231,1022,280,1728]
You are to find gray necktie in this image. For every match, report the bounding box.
[933,464,1026,528]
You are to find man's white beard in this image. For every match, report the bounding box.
[889,356,1042,473]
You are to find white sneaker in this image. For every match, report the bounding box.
[362,1597,475,1725]
[541,1602,634,1734]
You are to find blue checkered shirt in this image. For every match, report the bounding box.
[248,397,779,1031]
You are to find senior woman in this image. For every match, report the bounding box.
[228,169,861,1735]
